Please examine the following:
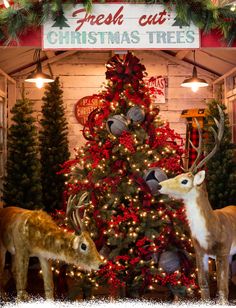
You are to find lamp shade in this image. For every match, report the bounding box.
[181,66,208,92]
[25,71,54,83]
[25,62,54,88]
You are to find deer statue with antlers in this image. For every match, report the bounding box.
[0,192,103,301]
[158,105,236,304]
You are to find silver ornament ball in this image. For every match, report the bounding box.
[159,250,180,273]
[143,167,168,195]
[127,106,145,123]
[106,114,129,137]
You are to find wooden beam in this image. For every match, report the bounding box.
[213,67,236,84]
[7,83,16,127]
[156,50,218,77]
[45,51,56,58]
[0,89,6,98]
[175,50,190,60]
[0,67,15,84]
[12,50,78,77]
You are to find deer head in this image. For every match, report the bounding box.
[158,170,207,201]
[158,104,225,199]
[66,192,103,271]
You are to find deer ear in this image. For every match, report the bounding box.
[72,236,79,250]
[193,170,205,186]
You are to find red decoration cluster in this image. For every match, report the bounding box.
[105,52,146,92]
[119,131,136,153]
[156,272,197,289]
[109,203,140,227]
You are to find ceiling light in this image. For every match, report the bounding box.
[230,3,236,10]
[217,0,236,9]
[2,0,10,8]
[25,49,54,89]
[181,50,208,93]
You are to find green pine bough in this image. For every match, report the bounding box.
[0,0,235,45]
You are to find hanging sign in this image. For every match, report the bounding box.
[145,76,167,105]
[75,95,102,125]
[43,3,200,49]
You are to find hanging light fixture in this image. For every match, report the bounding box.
[2,0,10,8]
[216,0,236,11]
[25,49,54,89]
[181,50,208,93]
[230,2,236,11]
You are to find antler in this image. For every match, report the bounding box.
[66,192,90,233]
[188,118,203,173]
[189,104,224,173]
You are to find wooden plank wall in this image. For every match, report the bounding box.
[14,51,217,156]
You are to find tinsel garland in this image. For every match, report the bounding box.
[0,0,235,45]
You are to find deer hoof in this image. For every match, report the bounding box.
[0,290,8,302]
[17,291,29,302]
[217,297,229,305]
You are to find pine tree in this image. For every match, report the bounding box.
[62,53,197,298]
[52,10,70,29]
[206,99,236,209]
[3,91,42,209]
[39,77,70,213]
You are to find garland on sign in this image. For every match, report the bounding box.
[0,0,235,45]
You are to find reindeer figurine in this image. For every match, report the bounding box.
[0,192,103,301]
[158,106,236,304]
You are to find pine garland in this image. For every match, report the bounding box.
[0,0,235,45]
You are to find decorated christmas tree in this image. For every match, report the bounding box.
[3,91,42,209]
[206,99,236,209]
[62,52,197,298]
[39,77,70,213]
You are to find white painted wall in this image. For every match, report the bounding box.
[14,50,217,156]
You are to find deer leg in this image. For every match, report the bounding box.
[15,250,30,301]
[11,254,16,282]
[39,257,54,300]
[0,247,7,301]
[216,255,229,304]
[195,252,210,300]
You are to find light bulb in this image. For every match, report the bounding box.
[3,0,10,8]
[231,4,236,11]
[191,83,199,92]
[35,78,44,89]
